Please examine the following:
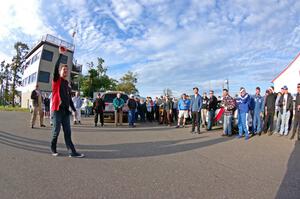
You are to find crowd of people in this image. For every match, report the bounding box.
[28,47,300,158]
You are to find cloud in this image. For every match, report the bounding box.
[0,0,299,97]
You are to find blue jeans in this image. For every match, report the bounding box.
[51,109,76,154]
[128,109,136,126]
[253,111,262,134]
[275,110,282,133]
[280,111,290,135]
[207,110,215,130]
[85,106,90,117]
[223,115,232,135]
[238,112,249,137]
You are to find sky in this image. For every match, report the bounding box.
[1,0,300,97]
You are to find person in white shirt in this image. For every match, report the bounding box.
[72,92,83,124]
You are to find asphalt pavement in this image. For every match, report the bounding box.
[0,111,299,199]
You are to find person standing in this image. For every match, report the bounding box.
[275,90,283,133]
[176,93,190,128]
[221,89,236,136]
[83,97,90,117]
[236,87,251,140]
[163,96,173,126]
[93,93,105,127]
[30,84,45,128]
[263,87,277,135]
[113,93,125,127]
[201,92,209,128]
[190,87,202,134]
[172,97,178,123]
[278,86,293,136]
[72,91,83,125]
[290,83,300,140]
[139,99,147,122]
[253,87,264,135]
[127,94,137,127]
[43,93,50,119]
[51,47,84,158]
[207,90,218,131]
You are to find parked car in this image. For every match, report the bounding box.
[102,91,129,122]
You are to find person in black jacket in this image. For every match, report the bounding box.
[291,83,300,140]
[201,92,209,128]
[263,87,277,135]
[207,90,218,131]
[93,93,105,127]
[278,86,293,136]
[127,94,137,127]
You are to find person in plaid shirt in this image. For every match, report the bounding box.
[221,89,236,136]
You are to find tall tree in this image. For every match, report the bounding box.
[0,61,11,105]
[116,71,138,94]
[11,42,29,106]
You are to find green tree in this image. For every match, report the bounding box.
[0,61,11,105]
[11,42,29,106]
[116,71,138,94]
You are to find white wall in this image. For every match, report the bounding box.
[273,55,300,95]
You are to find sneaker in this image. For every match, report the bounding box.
[69,152,85,158]
[74,121,77,125]
[78,121,81,124]
[95,123,97,127]
[175,125,180,128]
[245,136,250,140]
[236,135,242,139]
[31,125,34,129]
[40,124,46,127]
[52,152,59,157]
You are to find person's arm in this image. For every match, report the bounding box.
[53,54,63,82]
[70,98,76,112]
[31,90,36,100]
[199,96,203,112]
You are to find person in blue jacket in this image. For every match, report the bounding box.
[190,87,203,134]
[236,87,251,140]
[253,87,264,135]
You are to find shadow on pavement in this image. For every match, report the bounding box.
[275,141,300,199]
[0,130,233,159]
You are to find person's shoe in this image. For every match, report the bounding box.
[290,136,294,140]
[221,134,227,136]
[268,132,272,136]
[69,152,85,158]
[245,136,250,140]
[101,124,104,127]
[52,152,59,157]
[31,125,34,129]
[183,125,186,128]
[74,121,77,125]
[95,123,97,127]
[190,129,195,134]
[40,124,46,127]
[236,135,242,139]
[175,125,180,128]
[78,121,81,125]
[50,123,53,126]
[197,131,201,134]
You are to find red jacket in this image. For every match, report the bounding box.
[51,78,62,111]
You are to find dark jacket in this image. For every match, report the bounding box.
[278,93,293,113]
[127,99,137,110]
[202,96,209,109]
[163,100,173,111]
[93,98,105,113]
[264,93,277,113]
[139,102,147,113]
[31,90,42,107]
[208,95,218,111]
[295,93,300,119]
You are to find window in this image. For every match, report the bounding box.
[38,71,50,83]
[31,51,41,65]
[60,54,68,64]
[31,72,37,83]
[41,50,53,62]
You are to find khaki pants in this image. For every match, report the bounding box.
[31,106,44,126]
[201,109,208,126]
[115,110,123,125]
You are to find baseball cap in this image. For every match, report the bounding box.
[282,85,288,90]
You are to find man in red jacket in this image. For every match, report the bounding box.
[50,46,84,158]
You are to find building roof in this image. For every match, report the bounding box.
[272,52,300,83]
[25,34,74,59]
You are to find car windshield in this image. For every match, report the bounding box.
[103,94,128,103]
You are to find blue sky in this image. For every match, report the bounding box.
[0,0,300,97]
